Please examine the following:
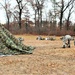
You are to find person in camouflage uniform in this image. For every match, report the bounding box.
[61,35,72,48]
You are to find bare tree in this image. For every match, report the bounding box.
[27,0,37,27]
[0,0,12,30]
[66,3,74,30]
[15,0,27,29]
[24,9,30,33]
[51,0,75,30]
[51,0,58,22]
[59,0,75,30]
[36,0,46,33]
[28,0,46,34]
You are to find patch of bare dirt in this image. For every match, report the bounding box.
[0,34,75,75]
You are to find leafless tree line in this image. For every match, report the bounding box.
[0,0,75,35]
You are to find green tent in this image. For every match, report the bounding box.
[0,25,35,55]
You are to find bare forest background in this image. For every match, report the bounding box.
[1,0,75,36]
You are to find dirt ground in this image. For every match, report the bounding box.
[0,34,75,75]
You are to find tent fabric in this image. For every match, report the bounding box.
[0,25,34,55]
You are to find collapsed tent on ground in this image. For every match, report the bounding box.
[0,25,35,55]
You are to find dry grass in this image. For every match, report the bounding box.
[0,34,75,75]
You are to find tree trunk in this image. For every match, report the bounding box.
[35,9,37,29]
[40,9,42,28]
[66,4,73,30]
[18,10,22,29]
[7,18,9,30]
[59,11,63,30]
[6,14,10,30]
[37,9,40,34]
[59,0,64,30]
[66,12,70,30]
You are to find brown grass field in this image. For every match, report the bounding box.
[0,34,75,75]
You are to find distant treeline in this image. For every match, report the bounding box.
[4,20,75,36]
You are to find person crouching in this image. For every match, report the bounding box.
[61,35,72,48]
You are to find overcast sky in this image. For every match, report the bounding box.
[0,0,75,24]
[0,0,17,24]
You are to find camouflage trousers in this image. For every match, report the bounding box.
[63,39,70,48]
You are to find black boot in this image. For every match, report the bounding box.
[68,45,70,48]
[68,39,70,48]
[62,45,65,48]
